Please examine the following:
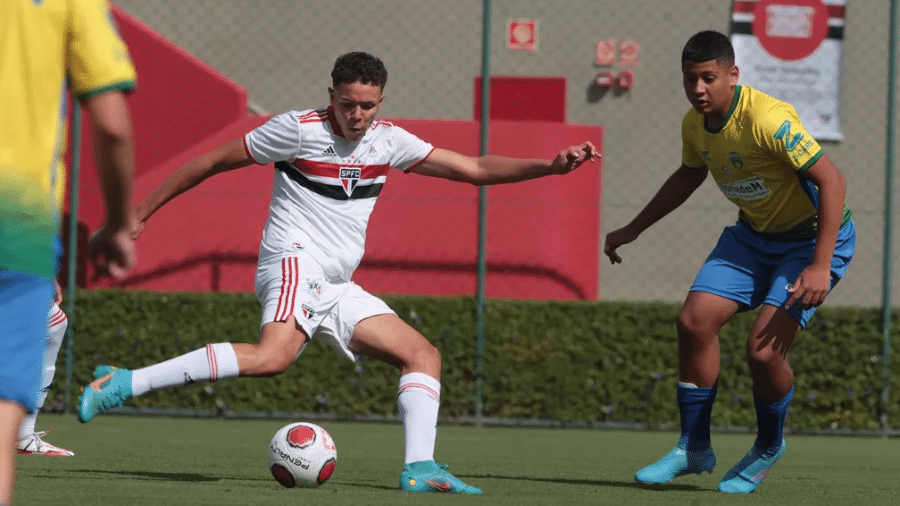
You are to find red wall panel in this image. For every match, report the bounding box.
[69,7,603,300]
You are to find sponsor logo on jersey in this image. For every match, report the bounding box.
[306,281,321,300]
[730,152,743,168]
[717,176,771,201]
[339,167,361,197]
[321,146,337,157]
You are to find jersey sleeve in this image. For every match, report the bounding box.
[756,102,822,172]
[244,112,302,164]
[68,0,136,99]
[388,127,434,171]
[680,111,706,168]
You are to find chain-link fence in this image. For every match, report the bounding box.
[98,0,897,307]
[60,1,900,427]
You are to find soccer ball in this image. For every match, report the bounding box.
[268,422,337,488]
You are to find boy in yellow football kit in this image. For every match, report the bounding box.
[604,31,855,493]
[1,0,138,502]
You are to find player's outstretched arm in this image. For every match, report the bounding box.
[83,91,137,279]
[785,155,847,310]
[604,164,707,264]
[133,138,254,239]
[408,142,598,185]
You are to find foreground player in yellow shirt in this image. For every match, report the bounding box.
[0,0,138,502]
[604,30,855,494]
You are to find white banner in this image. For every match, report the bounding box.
[730,0,846,141]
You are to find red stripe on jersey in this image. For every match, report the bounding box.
[326,106,345,137]
[828,5,845,19]
[732,0,755,14]
[206,344,218,382]
[243,135,261,164]
[403,147,435,173]
[297,109,328,124]
[371,120,394,130]
[292,159,390,179]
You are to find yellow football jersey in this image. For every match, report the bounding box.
[682,85,851,238]
[0,0,136,278]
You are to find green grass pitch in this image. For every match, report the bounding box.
[14,414,900,505]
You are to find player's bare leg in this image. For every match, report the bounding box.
[0,400,26,504]
[348,314,440,378]
[676,291,739,388]
[635,291,738,484]
[718,304,799,493]
[233,318,310,376]
[745,305,801,401]
[349,314,481,494]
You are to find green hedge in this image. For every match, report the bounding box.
[51,290,900,431]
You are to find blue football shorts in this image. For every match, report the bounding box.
[690,219,856,328]
[0,270,54,411]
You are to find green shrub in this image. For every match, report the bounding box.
[52,290,900,430]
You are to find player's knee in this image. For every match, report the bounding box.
[745,345,784,371]
[676,309,708,338]
[404,341,441,371]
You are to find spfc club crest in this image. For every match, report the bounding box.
[339,167,361,197]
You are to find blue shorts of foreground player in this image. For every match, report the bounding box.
[690,219,856,328]
[0,270,54,412]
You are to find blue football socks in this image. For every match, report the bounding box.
[753,386,793,454]
[677,382,718,450]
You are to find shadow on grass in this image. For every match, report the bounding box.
[68,469,270,483]
[464,473,712,492]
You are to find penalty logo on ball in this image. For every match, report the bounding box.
[268,422,337,489]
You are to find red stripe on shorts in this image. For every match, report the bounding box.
[275,257,299,322]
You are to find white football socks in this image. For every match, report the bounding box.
[18,304,67,440]
[131,343,239,397]
[397,372,441,464]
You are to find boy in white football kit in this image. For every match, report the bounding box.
[78,52,598,494]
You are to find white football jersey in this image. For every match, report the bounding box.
[244,106,434,282]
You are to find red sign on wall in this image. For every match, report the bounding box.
[619,39,640,65]
[507,19,538,51]
[595,39,616,66]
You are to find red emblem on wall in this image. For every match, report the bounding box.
[752,0,829,61]
[507,19,538,52]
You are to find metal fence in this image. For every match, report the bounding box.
[62,0,900,429]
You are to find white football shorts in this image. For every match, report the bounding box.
[255,252,394,361]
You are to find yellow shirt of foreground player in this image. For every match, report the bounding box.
[0,0,136,278]
[681,85,851,238]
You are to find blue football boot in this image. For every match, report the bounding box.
[635,444,717,484]
[77,365,133,423]
[718,441,785,493]
[399,460,482,494]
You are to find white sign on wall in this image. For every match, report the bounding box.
[730,0,846,141]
